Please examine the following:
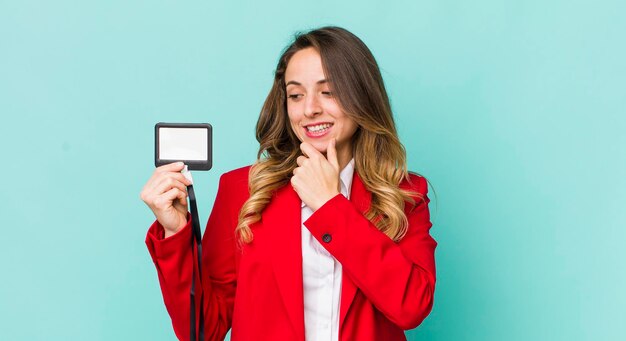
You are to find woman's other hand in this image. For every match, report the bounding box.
[291,138,341,211]
[140,162,192,237]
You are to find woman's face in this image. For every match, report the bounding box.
[285,47,358,162]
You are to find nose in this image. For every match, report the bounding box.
[304,93,322,118]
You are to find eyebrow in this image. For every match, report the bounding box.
[285,79,328,86]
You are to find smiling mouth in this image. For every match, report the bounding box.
[305,123,333,133]
[303,122,334,138]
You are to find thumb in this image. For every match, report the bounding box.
[327,138,339,171]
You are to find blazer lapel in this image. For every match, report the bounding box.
[265,183,305,340]
[340,171,371,328]
[263,172,371,337]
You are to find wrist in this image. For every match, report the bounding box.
[164,228,178,239]
[162,215,188,239]
[311,191,341,212]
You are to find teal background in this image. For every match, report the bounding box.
[1,0,624,340]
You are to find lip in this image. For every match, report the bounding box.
[303,122,333,138]
[304,121,333,128]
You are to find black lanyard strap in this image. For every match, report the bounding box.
[188,184,204,341]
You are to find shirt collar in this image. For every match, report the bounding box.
[301,158,355,208]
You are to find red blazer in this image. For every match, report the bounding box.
[146,165,436,341]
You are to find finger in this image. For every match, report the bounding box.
[174,189,188,208]
[290,176,300,193]
[169,172,193,186]
[300,142,322,160]
[142,165,189,205]
[148,162,189,188]
[296,156,307,167]
[155,161,185,174]
[154,177,189,197]
[153,171,192,187]
[154,187,185,209]
[162,187,185,203]
[327,138,339,171]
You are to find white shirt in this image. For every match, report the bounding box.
[301,158,355,341]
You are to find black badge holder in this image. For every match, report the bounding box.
[155,122,212,341]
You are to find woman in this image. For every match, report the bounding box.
[141,26,436,341]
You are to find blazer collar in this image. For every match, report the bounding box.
[264,170,371,339]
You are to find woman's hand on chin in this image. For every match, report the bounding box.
[291,138,341,211]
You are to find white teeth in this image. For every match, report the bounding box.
[306,123,332,132]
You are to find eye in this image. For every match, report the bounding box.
[321,91,333,97]
[287,94,303,101]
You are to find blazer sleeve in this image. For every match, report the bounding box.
[303,174,436,330]
[145,173,238,341]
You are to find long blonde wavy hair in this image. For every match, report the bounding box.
[236,26,423,244]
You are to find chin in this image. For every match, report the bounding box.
[311,142,328,153]
[298,135,332,154]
